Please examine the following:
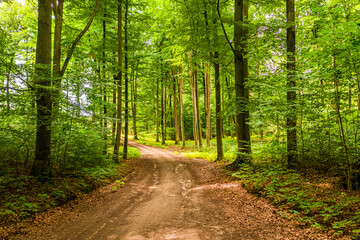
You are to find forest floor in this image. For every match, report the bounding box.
[1,142,352,240]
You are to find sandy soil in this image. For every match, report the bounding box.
[1,142,351,240]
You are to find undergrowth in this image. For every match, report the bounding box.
[232,164,360,239]
[0,147,140,225]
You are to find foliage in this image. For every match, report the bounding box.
[232,164,360,238]
[0,0,360,237]
[0,160,137,224]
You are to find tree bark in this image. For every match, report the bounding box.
[52,0,63,114]
[286,0,298,169]
[179,66,186,148]
[161,69,166,145]
[195,67,202,150]
[169,83,173,138]
[203,2,212,147]
[31,0,52,178]
[164,72,167,140]
[204,62,211,147]
[173,65,179,144]
[221,80,225,138]
[156,73,160,142]
[123,0,129,159]
[113,0,123,163]
[132,66,138,140]
[103,9,108,154]
[112,75,117,144]
[233,0,251,166]
[214,52,224,160]
[190,66,198,147]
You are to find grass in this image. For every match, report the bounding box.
[136,132,286,164]
[181,138,238,162]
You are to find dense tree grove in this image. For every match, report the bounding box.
[0,0,359,191]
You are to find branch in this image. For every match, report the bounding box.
[60,0,100,76]
[0,86,31,92]
[7,65,34,90]
[217,0,236,57]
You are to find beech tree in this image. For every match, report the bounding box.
[31,0,52,177]
[233,0,251,166]
[113,0,123,163]
[123,0,129,159]
[286,0,297,169]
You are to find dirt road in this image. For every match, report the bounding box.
[6,142,348,240]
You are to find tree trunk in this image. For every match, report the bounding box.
[156,74,160,142]
[164,73,168,140]
[52,0,63,114]
[103,9,108,154]
[214,52,224,160]
[31,0,52,178]
[233,0,251,166]
[221,80,225,138]
[173,65,179,144]
[195,67,202,150]
[161,69,166,145]
[190,66,198,147]
[112,75,117,144]
[113,0,123,163]
[169,86,173,138]
[204,62,211,147]
[132,66,138,140]
[286,0,298,169]
[123,0,129,159]
[99,63,103,127]
[179,66,186,148]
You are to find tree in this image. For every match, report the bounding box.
[179,66,186,148]
[53,0,100,113]
[102,3,108,154]
[113,0,123,163]
[204,62,211,147]
[286,0,297,169]
[233,0,251,166]
[161,67,166,145]
[156,72,160,142]
[31,0,52,178]
[214,51,224,161]
[131,65,138,140]
[123,0,129,159]
[189,55,203,151]
[173,65,179,144]
[52,0,63,114]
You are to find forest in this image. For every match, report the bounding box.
[1,0,360,238]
